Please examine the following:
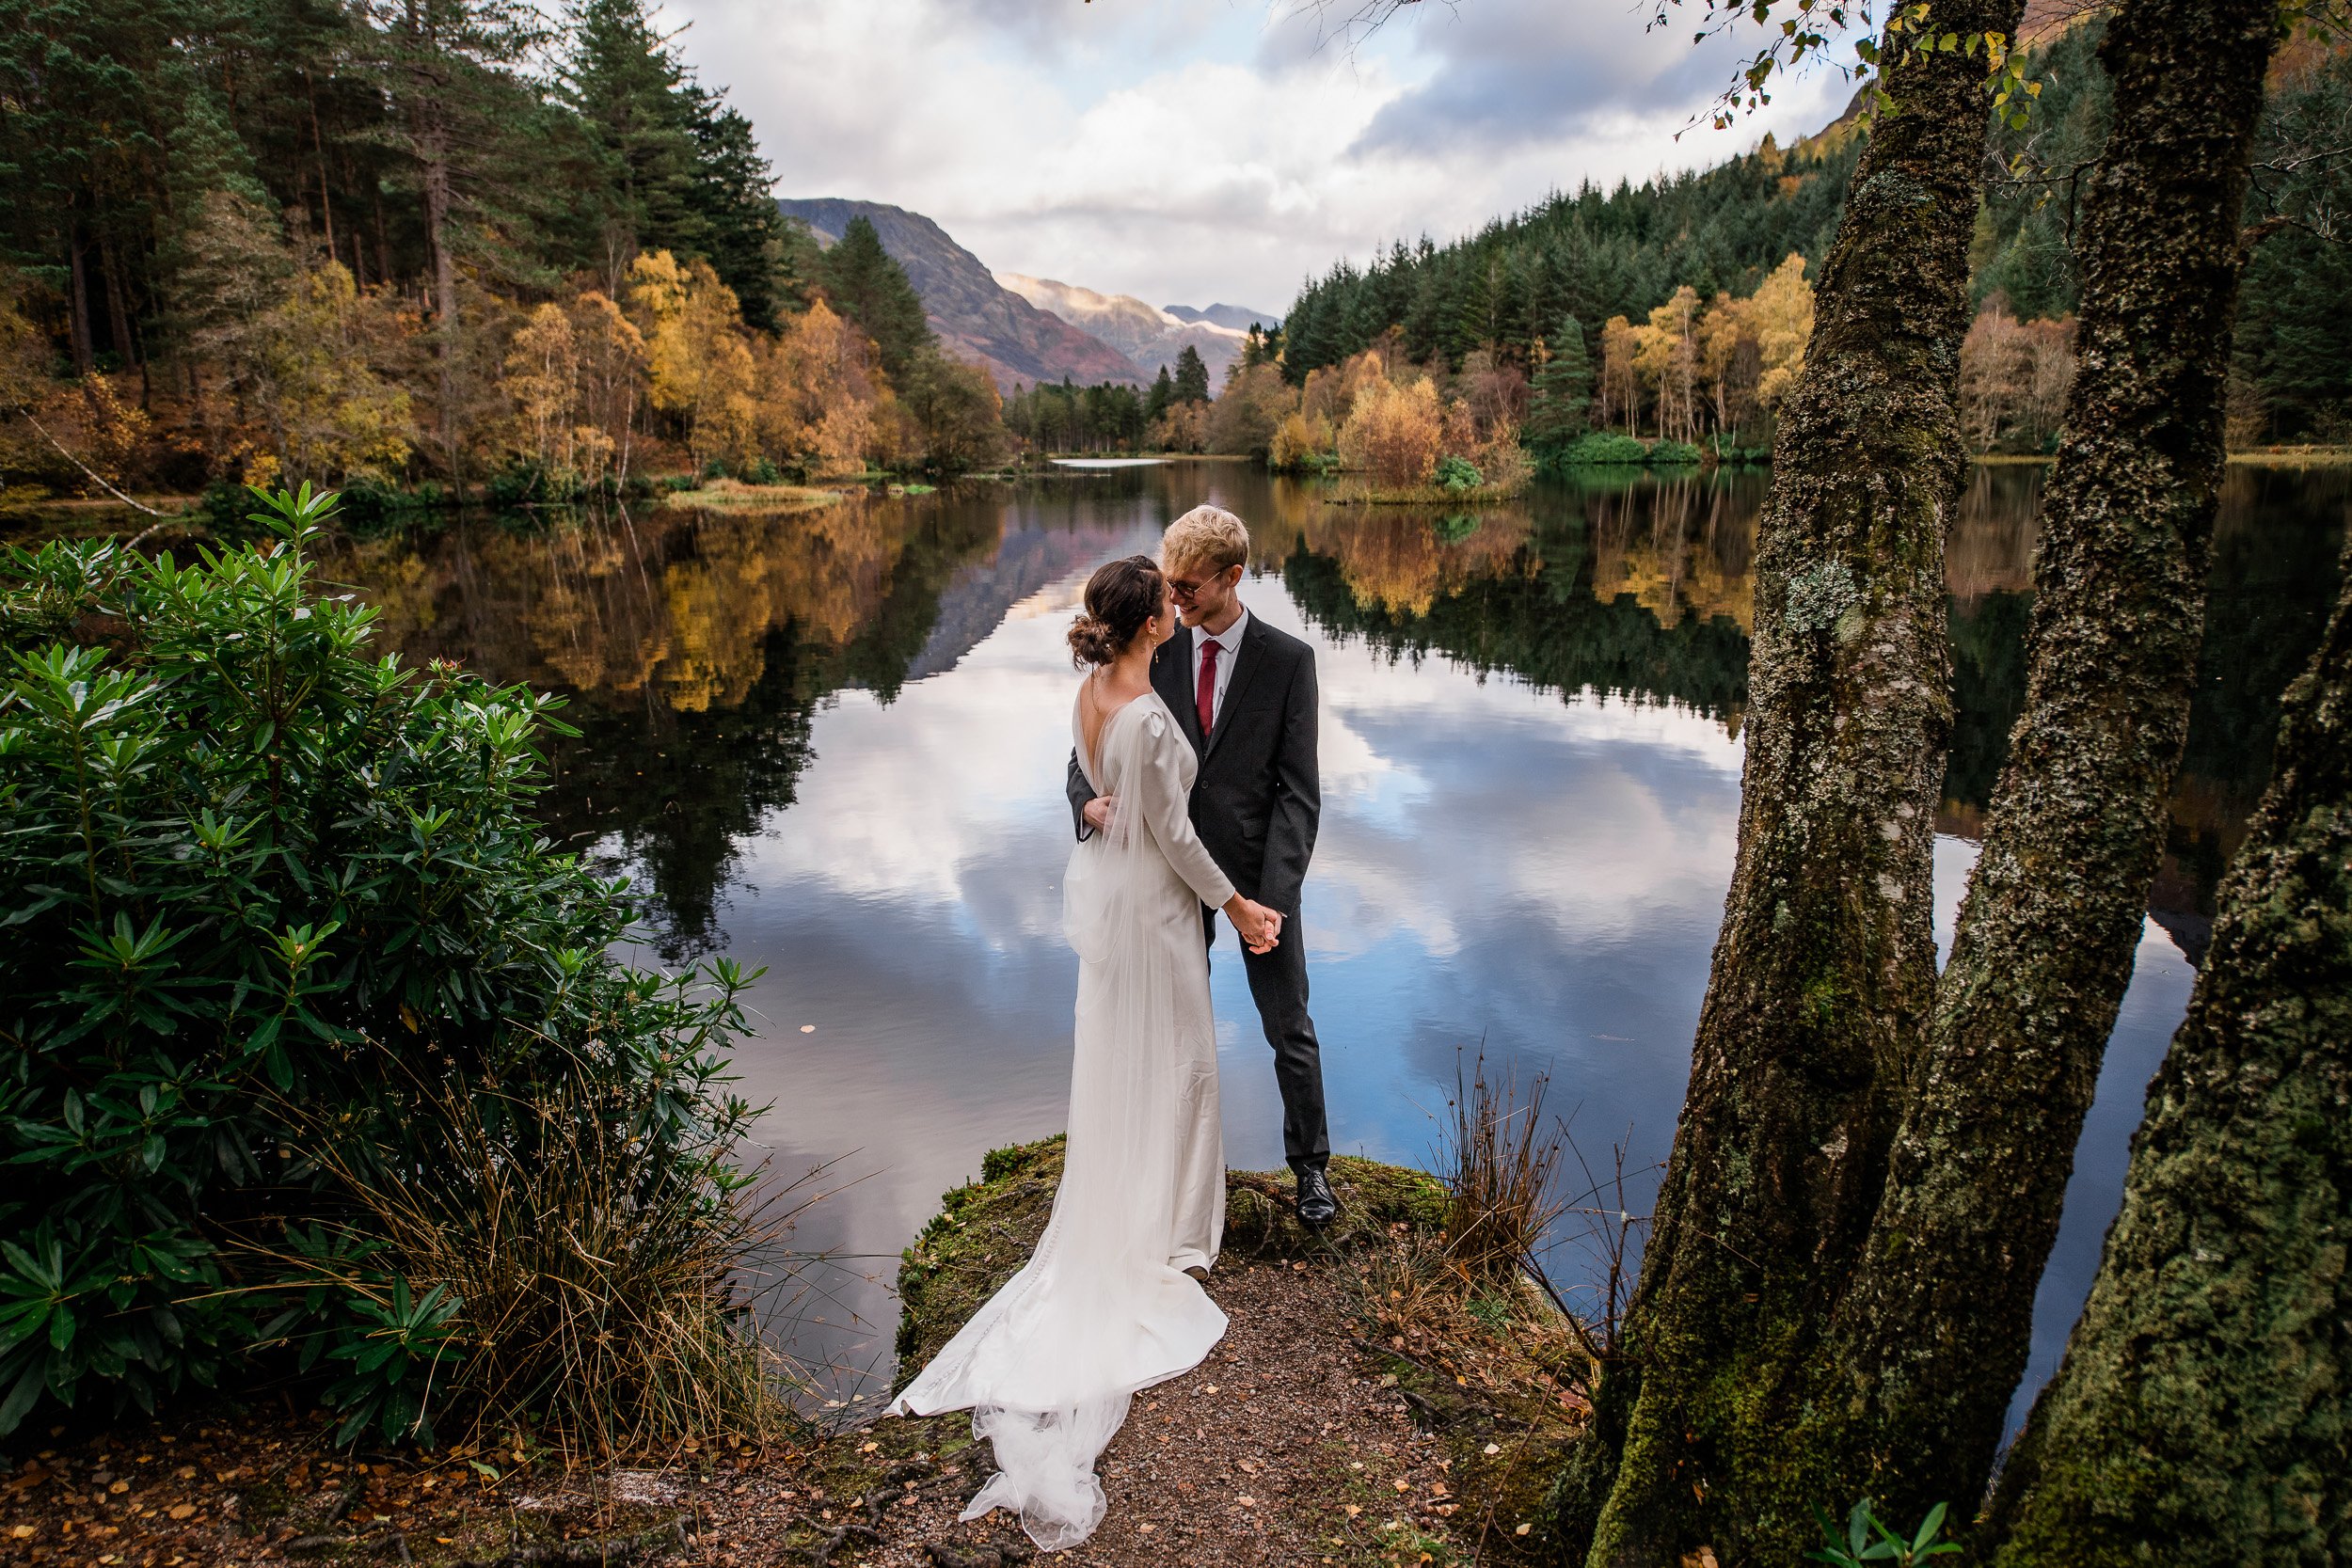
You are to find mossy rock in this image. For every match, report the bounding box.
[893,1136,1446,1383]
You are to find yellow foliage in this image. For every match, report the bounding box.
[1743,253,1814,411]
[254,262,414,484]
[1633,286,1702,442]
[1598,316,1642,435]
[1302,349,1390,430]
[1152,402,1208,453]
[628,251,756,468]
[1269,409,1335,470]
[755,299,883,476]
[1338,376,1444,487]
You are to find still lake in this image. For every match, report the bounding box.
[329,458,2350,1425]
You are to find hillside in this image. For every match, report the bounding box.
[995,273,1251,383]
[1279,124,1860,383]
[777,198,1146,389]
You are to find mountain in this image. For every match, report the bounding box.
[777,198,1146,389]
[1163,302,1281,333]
[994,275,1253,383]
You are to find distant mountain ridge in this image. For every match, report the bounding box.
[994,275,1258,384]
[1164,303,1280,333]
[776,198,1145,390]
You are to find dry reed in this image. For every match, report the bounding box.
[1438,1052,1567,1283]
[283,1073,813,1462]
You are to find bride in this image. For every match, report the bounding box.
[891,554,1285,1549]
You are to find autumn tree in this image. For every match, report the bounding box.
[754,297,881,475]
[1597,314,1641,435]
[1338,375,1443,486]
[629,249,755,468]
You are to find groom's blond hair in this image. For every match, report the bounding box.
[1162,505,1249,577]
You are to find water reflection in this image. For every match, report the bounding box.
[328,460,2348,1416]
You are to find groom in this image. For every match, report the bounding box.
[1065,504,1336,1227]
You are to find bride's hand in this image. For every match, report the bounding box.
[1225,895,1282,954]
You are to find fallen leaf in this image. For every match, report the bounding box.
[1393,1479,1410,1492]
[8,1526,35,1540]
[108,1481,130,1495]
[167,1504,196,1520]
[1344,1504,1362,1518]
[1484,1443,1502,1455]
[1516,1523,1533,1536]
[1237,1496,1257,1507]
[1138,1523,1155,1533]
[800,1024,816,1034]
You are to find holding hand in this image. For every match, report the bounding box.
[1225,895,1283,955]
[1083,795,1119,833]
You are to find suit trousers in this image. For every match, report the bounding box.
[1203,904,1330,1174]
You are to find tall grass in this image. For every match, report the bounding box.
[262,1072,811,1462]
[1438,1053,1566,1283]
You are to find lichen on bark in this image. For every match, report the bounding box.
[1785,0,2283,1542]
[1979,542,2352,1565]
[1546,4,2020,1560]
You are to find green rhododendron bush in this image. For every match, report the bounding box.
[0,488,779,1452]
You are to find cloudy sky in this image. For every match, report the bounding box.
[660,0,1860,316]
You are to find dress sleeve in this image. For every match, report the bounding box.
[1136,707,1236,910]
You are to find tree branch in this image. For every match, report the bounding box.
[9,404,167,516]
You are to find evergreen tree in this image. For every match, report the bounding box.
[1525,318,1593,451]
[562,0,786,326]
[818,215,932,383]
[1146,365,1174,422]
[1172,343,1211,404]
[562,0,704,265]
[681,93,787,328]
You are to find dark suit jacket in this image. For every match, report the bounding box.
[1066,613,1321,913]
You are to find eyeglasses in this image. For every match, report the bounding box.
[1166,568,1232,601]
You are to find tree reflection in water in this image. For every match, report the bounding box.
[326,495,999,957]
[1270,462,2351,958]
[327,463,2346,967]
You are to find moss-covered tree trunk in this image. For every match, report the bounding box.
[1549,6,2018,1560]
[1786,0,2280,1542]
[1978,540,2352,1565]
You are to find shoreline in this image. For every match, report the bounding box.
[0,1148,1585,1567]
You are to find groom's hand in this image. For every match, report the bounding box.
[1083,795,1119,832]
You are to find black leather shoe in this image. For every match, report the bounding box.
[1295,1166,1338,1227]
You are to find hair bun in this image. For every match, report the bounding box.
[1067,613,1121,668]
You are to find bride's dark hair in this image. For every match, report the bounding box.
[1069,555,1166,668]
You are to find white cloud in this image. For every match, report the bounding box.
[660,0,1857,311]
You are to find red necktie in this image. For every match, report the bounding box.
[1196,639,1219,737]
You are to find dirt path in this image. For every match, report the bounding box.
[698,1257,1483,1567]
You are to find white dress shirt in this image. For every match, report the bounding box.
[1191,607,1248,730]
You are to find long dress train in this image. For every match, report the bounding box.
[890,690,1232,1550]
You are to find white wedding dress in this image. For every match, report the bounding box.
[891,689,1234,1549]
